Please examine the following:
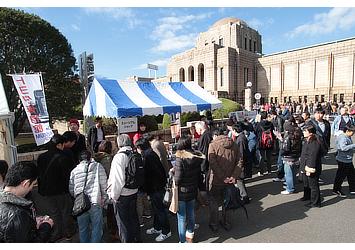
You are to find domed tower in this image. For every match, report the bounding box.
[167,17,262,103]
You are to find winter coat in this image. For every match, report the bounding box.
[335,132,355,163]
[0,191,52,242]
[300,138,322,177]
[71,133,87,164]
[331,115,355,136]
[107,146,138,202]
[37,148,72,196]
[307,118,331,149]
[87,126,106,152]
[142,148,167,195]
[281,122,302,161]
[94,152,113,177]
[150,139,170,175]
[174,150,204,201]
[69,159,108,207]
[235,132,250,168]
[208,135,242,189]
[197,129,213,173]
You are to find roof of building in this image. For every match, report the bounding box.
[210,17,246,29]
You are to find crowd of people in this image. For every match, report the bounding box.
[1,101,355,243]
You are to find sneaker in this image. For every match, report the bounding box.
[140,223,145,228]
[281,190,293,195]
[333,190,346,198]
[146,228,162,235]
[142,214,152,219]
[350,191,355,195]
[257,172,263,177]
[155,232,172,242]
[273,177,285,182]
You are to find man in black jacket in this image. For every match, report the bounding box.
[37,134,73,242]
[135,138,171,242]
[68,118,87,164]
[87,117,105,153]
[308,108,331,150]
[0,161,54,242]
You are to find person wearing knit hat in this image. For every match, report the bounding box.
[68,118,87,163]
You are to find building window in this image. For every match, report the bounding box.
[288,96,292,103]
[340,93,344,103]
[244,37,247,50]
[179,68,185,82]
[254,41,257,52]
[353,93,355,102]
[333,94,337,103]
[169,77,172,82]
[270,97,274,104]
[249,39,252,51]
[220,67,224,87]
[219,37,224,46]
[275,97,278,104]
[205,40,208,46]
[243,67,249,86]
[315,95,319,102]
[284,97,287,103]
[321,95,325,102]
[188,66,194,81]
[304,96,307,103]
[299,96,302,103]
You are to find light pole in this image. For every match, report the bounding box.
[245,81,253,111]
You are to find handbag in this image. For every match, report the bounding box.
[163,173,173,206]
[72,163,91,217]
[169,179,178,214]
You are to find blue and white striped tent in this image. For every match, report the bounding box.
[83,78,222,118]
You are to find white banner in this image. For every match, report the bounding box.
[11,74,53,146]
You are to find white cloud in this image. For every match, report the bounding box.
[151,13,211,53]
[84,8,142,28]
[136,58,171,70]
[71,24,80,31]
[247,18,274,30]
[287,8,355,38]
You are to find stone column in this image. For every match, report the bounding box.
[245,87,252,111]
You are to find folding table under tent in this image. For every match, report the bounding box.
[83,78,222,119]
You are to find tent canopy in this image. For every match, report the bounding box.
[83,78,222,118]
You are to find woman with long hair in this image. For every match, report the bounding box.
[299,125,322,207]
[174,135,205,243]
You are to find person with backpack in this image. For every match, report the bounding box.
[274,116,303,194]
[107,134,142,243]
[135,138,171,242]
[255,111,275,176]
[69,150,108,243]
[299,125,323,208]
[333,125,355,197]
[331,107,355,137]
[208,128,242,233]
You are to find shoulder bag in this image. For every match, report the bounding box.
[72,163,91,217]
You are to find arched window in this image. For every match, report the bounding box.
[179,68,185,82]
[188,66,194,81]
[198,63,204,87]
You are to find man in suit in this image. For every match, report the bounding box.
[87,117,105,153]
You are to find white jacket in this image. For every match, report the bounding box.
[69,159,108,207]
[107,146,138,202]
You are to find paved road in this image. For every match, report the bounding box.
[32,136,355,243]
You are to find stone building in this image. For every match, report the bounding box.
[167,17,355,104]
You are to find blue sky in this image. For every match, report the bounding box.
[18,7,355,80]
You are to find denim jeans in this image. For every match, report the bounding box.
[113,193,141,243]
[177,200,195,243]
[277,150,285,179]
[283,161,297,192]
[150,189,170,235]
[77,204,103,243]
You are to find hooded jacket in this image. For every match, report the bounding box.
[0,191,51,242]
[174,150,204,201]
[208,135,242,189]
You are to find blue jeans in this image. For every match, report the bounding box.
[77,204,103,243]
[177,200,195,243]
[283,161,297,192]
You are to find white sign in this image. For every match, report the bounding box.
[254,93,261,100]
[229,110,257,122]
[147,64,158,70]
[11,74,53,146]
[118,117,138,134]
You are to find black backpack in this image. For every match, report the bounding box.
[120,150,145,189]
[224,185,249,219]
[281,127,302,156]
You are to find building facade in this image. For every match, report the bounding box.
[167,17,355,104]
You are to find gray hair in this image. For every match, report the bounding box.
[117,134,132,147]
